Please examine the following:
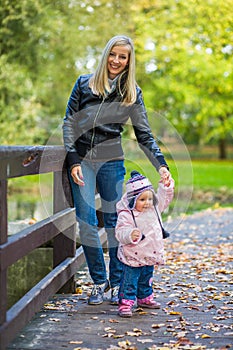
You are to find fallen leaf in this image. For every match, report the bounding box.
[151,323,165,329]
[102,333,115,338]
[75,287,83,294]
[48,318,60,322]
[109,319,120,323]
[118,340,132,347]
[113,334,125,339]
[169,311,182,315]
[176,337,193,345]
[126,330,142,337]
[201,334,211,338]
[137,338,153,343]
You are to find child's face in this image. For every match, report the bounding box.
[135,190,153,212]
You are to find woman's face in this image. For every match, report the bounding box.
[107,45,130,79]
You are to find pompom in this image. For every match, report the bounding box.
[130,170,140,178]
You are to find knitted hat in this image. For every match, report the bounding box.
[126,170,157,210]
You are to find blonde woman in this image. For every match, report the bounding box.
[63,35,171,306]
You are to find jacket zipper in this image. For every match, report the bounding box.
[90,96,106,159]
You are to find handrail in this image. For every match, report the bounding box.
[0,146,106,349]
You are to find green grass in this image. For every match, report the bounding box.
[125,159,233,217]
[125,159,233,188]
[188,160,233,189]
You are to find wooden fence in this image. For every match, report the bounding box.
[0,146,106,350]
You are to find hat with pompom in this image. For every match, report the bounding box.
[126,170,157,209]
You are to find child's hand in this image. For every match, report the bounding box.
[131,229,140,242]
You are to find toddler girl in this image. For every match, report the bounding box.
[115,170,174,317]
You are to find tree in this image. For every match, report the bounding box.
[131,0,233,158]
[0,0,55,144]
[0,0,135,145]
[1,0,232,159]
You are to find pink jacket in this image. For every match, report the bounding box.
[115,180,174,267]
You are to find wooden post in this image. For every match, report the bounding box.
[0,179,8,325]
[0,146,81,349]
[53,168,76,293]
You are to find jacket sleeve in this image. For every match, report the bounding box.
[130,88,168,171]
[115,211,141,245]
[156,179,175,213]
[62,77,82,169]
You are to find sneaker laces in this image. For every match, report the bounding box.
[111,285,119,296]
[91,284,101,296]
[91,281,108,296]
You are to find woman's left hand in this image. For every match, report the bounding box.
[159,166,172,187]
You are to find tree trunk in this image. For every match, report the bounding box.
[218,138,227,159]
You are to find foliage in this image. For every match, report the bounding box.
[0,0,232,159]
[1,0,53,143]
[0,0,134,144]
[132,0,233,157]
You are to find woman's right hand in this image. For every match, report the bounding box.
[71,165,85,186]
[159,166,172,187]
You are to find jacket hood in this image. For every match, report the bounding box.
[116,190,158,215]
[116,192,131,214]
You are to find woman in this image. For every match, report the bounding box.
[63,35,171,306]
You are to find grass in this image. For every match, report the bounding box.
[124,159,233,217]
[188,160,233,189]
[125,159,233,188]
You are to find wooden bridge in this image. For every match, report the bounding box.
[0,146,106,349]
[0,146,232,350]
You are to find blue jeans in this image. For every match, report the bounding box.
[119,264,154,301]
[69,159,125,287]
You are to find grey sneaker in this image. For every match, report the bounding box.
[88,280,110,305]
[110,285,120,305]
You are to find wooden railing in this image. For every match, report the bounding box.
[0,146,106,350]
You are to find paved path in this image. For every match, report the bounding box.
[8,208,233,350]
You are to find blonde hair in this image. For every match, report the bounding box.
[89,35,137,105]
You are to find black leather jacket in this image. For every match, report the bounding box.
[63,74,168,171]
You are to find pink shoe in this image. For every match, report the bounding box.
[118,299,135,318]
[137,294,161,309]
